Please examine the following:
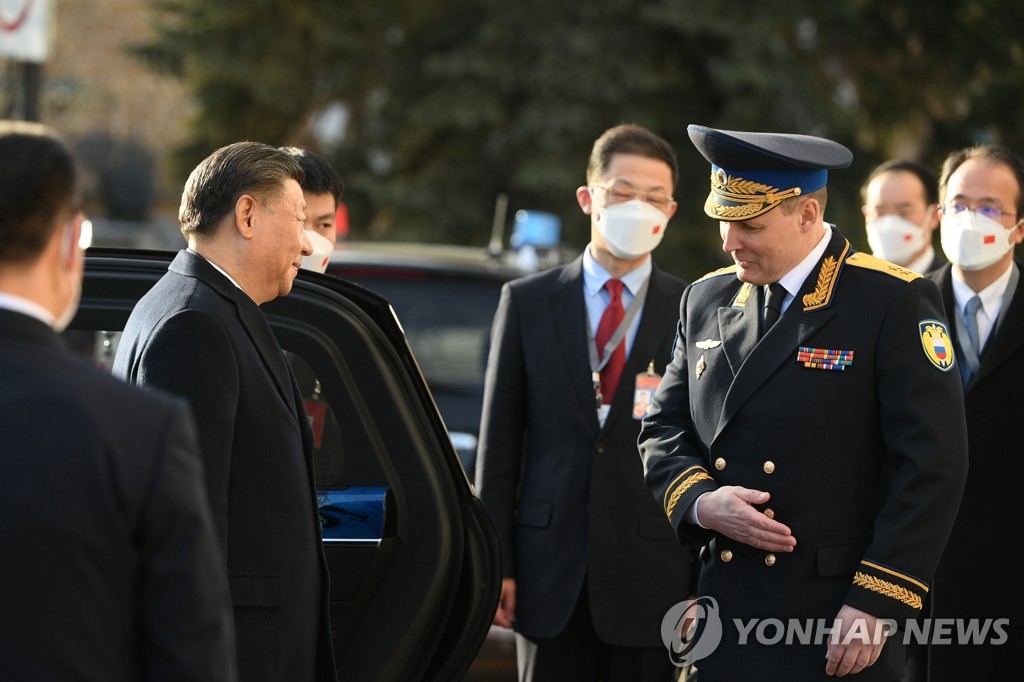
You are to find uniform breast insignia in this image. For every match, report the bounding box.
[695,354,707,380]
[797,346,853,371]
[732,282,753,308]
[919,320,956,372]
[695,339,722,349]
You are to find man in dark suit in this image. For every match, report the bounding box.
[475,124,694,681]
[113,142,337,682]
[921,145,1024,681]
[640,125,968,681]
[861,159,945,274]
[0,121,234,679]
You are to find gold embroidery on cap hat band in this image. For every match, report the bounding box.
[705,196,768,219]
[710,170,803,205]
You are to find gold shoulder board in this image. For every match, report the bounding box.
[845,252,921,283]
[693,264,738,285]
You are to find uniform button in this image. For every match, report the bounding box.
[763,508,775,520]
[720,549,733,563]
[763,460,776,474]
[715,457,727,470]
[596,444,605,454]
[765,553,776,567]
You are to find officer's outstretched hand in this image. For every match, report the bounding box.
[696,486,797,553]
[825,604,888,677]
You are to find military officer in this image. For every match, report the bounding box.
[639,125,968,681]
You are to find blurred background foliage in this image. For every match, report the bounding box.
[134,0,1024,281]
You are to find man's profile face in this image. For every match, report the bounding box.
[719,202,810,286]
[303,191,338,246]
[249,178,310,302]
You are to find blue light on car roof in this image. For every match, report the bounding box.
[511,210,561,249]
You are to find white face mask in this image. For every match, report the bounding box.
[594,199,669,259]
[300,229,334,274]
[865,214,931,265]
[940,210,1019,271]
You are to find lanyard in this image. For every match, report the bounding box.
[587,277,649,374]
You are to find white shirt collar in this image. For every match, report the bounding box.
[187,248,244,290]
[772,223,833,311]
[950,259,1014,321]
[0,292,57,328]
[582,244,652,297]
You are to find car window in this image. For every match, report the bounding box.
[352,278,500,389]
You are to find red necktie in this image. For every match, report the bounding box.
[596,279,626,405]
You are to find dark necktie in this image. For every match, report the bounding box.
[761,282,787,337]
[596,279,626,405]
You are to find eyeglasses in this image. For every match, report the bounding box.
[943,202,1017,222]
[591,183,674,210]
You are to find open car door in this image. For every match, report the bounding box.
[68,248,502,681]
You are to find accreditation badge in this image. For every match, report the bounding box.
[304,399,328,448]
[633,362,662,420]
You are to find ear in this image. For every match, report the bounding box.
[798,197,820,231]
[234,194,258,239]
[1012,219,1024,246]
[576,186,594,215]
[59,212,84,267]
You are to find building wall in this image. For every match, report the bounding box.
[42,0,192,216]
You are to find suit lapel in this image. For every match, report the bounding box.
[713,232,848,441]
[172,251,299,416]
[718,282,759,377]
[548,258,600,429]
[972,261,1024,390]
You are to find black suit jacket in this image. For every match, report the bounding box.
[475,256,693,645]
[0,308,234,680]
[113,250,336,682]
[924,262,1023,681]
[641,228,968,681]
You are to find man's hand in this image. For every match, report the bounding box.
[493,578,516,628]
[825,605,889,676]
[697,486,797,553]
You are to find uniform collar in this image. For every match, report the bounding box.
[772,223,833,312]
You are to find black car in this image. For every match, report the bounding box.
[325,241,570,474]
[68,247,502,682]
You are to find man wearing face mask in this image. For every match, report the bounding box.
[0,122,235,678]
[282,146,344,274]
[861,159,944,274]
[475,124,694,681]
[280,147,347,482]
[921,145,1024,681]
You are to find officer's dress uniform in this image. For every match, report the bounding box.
[640,126,969,681]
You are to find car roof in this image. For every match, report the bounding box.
[328,240,574,281]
